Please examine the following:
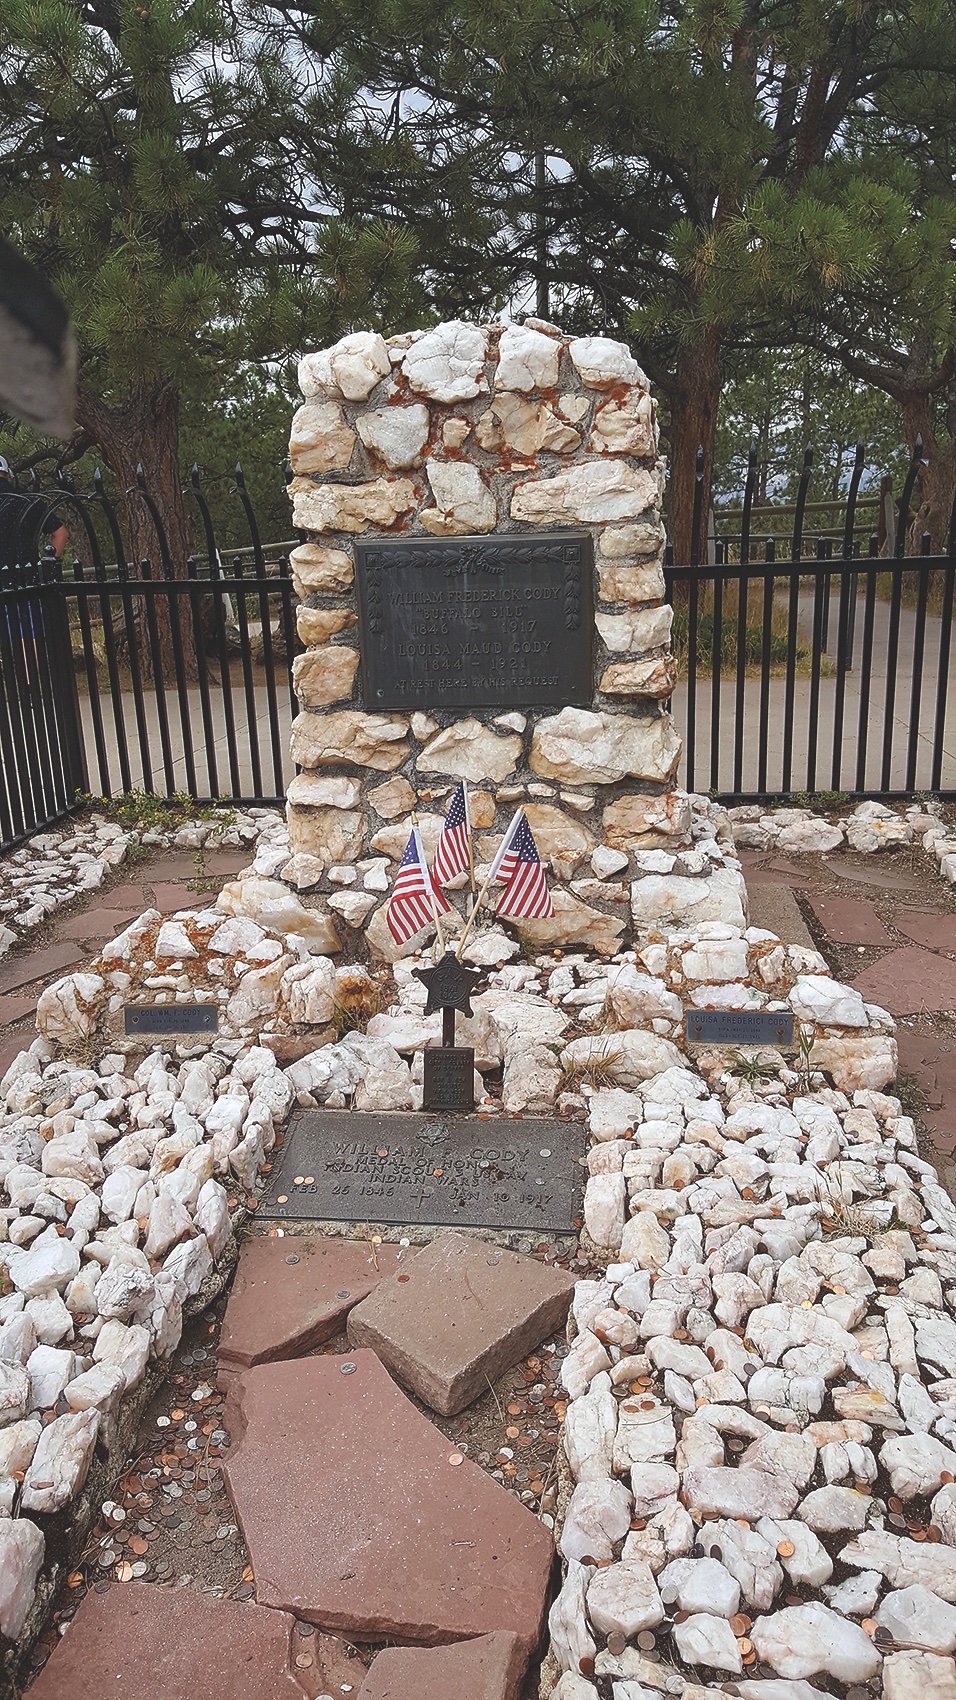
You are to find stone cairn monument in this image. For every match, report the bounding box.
[284,318,746,957]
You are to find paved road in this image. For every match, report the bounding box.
[674,582,956,796]
[49,582,956,803]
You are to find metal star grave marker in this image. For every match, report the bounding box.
[413,952,484,1112]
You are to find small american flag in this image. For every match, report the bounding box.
[433,781,472,886]
[387,826,450,944]
[488,807,525,885]
[496,815,554,920]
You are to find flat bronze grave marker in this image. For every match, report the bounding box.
[260,1110,585,1232]
[685,1009,795,1046]
[124,1004,218,1036]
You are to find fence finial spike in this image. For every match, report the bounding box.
[135,464,147,489]
[747,439,758,468]
[695,446,704,477]
[235,462,246,489]
[93,466,104,490]
[190,464,201,489]
[802,443,813,469]
[853,440,864,469]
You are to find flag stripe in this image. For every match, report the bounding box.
[433,781,472,885]
[387,828,451,943]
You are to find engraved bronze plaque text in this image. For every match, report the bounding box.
[125,1004,218,1036]
[354,532,593,710]
[685,1010,795,1046]
[260,1111,584,1232]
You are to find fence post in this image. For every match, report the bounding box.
[39,546,88,800]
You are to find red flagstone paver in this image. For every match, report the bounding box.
[0,993,40,1026]
[897,1030,956,1154]
[218,1234,410,1384]
[894,911,956,956]
[806,894,892,945]
[0,941,84,994]
[97,883,148,909]
[851,944,956,1015]
[57,907,141,942]
[346,1230,574,1416]
[150,882,206,912]
[224,1351,554,1652]
[25,1582,305,1700]
[357,1631,527,1700]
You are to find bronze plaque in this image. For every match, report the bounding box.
[260,1110,585,1232]
[685,1010,795,1046]
[422,1047,475,1112]
[354,532,593,710]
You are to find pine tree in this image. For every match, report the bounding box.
[0,0,422,664]
[275,0,950,556]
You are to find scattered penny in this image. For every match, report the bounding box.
[606,1633,627,1657]
[776,1541,795,1558]
[637,1631,657,1651]
[448,1453,464,1467]
[730,1615,752,1636]
[862,1619,877,1637]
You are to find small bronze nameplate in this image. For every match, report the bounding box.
[422,1047,475,1112]
[124,1004,218,1036]
[685,1010,795,1046]
[355,531,593,711]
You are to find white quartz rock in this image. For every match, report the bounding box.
[682,1466,799,1521]
[561,1478,633,1563]
[564,1371,617,1481]
[629,1462,679,1519]
[584,1175,628,1252]
[26,1344,74,1411]
[155,919,197,960]
[824,1570,882,1616]
[750,1602,881,1682]
[882,1434,956,1499]
[588,1088,644,1140]
[790,975,868,1028]
[842,1529,956,1600]
[882,1650,956,1700]
[24,1295,71,1348]
[95,1254,154,1321]
[163,1234,213,1301]
[561,1330,612,1400]
[7,1226,80,1297]
[0,1361,31,1424]
[568,335,647,389]
[548,1561,596,1674]
[41,1129,103,1185]
[0,1518,44,1639]
[757,1518,833,1587]
[877,1585,956,1654]
[587,1559,664,1636]
[195,1179,231,1261]
[676,1555,740,1616]
[707,1519,782,1610]
[20,1409,98,1512]
[0,1419,40,1477]
[673,1612,743,1674]
[92,1320,150,1391]
[495,323,561,390]
[64,1362,126,1418]
[403,321,488,402]
[797,1484,869,1532]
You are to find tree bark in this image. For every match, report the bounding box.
[665,326,723,566]
[73,382,201,679]
[898,390,956,555]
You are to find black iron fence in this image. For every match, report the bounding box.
[665,439,956,800]
[2,441,956,854]
[0,466,298,851]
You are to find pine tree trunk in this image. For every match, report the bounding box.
[74,383,201,682]
[666,327,723,566]
[899,392,956,555]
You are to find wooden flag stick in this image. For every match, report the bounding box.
[412,811,445,954]
[456,853,503,959]
[464,782,477,896]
